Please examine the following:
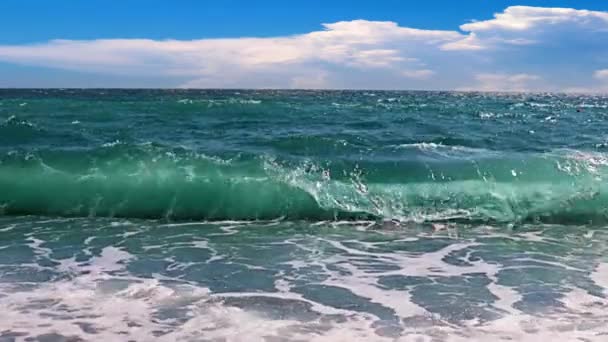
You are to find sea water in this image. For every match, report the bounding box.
[1,89,608,341]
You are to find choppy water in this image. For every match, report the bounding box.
[1,89,608,341]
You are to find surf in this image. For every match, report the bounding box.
[1,144,607,224]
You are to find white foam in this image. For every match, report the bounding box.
[592,262,608,292]
[4,220,608,341]
[3,271,608,341]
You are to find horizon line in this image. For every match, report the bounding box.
[1,87,607,96]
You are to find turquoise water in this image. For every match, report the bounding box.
[1,90,608,341]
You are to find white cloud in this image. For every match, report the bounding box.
[0,7,607,91]
[459,73,543,92]
[595,69,608,80]
[0,20,462,88]
[0,20,461,72]
[447,6,608,50]
[461,6,608,32]
[441,33,484,51]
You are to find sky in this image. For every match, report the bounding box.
[0,0,607,91]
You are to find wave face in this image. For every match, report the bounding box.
[1,89,608,224]
[1,145,608,223]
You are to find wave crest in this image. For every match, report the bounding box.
[1,146,608,224]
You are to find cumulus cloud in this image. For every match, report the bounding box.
[0,20,462,88]
[441,33,484,51]
[446,6,608,50]
[462,6,608,32]
[0,6,607,91]
[0,22,458,70]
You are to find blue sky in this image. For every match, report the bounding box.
[0,0,607,91]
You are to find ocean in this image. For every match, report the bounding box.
[1,89,608,341]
